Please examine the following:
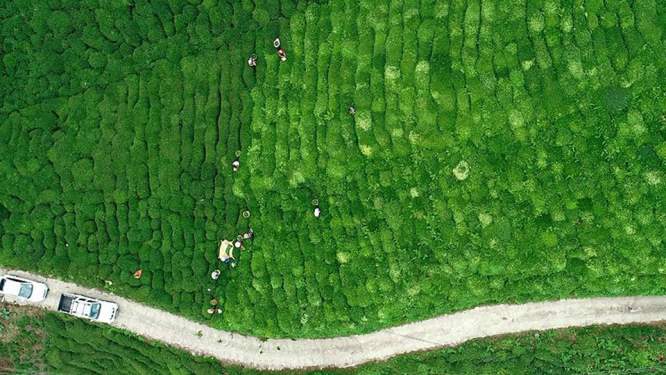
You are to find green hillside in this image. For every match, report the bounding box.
[0,0,664,338]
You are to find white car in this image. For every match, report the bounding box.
[58,293,118,324]
[0,275,49,302]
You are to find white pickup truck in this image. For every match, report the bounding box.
[57,293,118,324]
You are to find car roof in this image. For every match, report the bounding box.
[71,300,95,314]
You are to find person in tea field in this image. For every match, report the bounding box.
[273,37,287,61]
[311,198,321,218]
[242,227,254,241]
[247,54,257,67]
[231,158,240,172]
[223,257,237,268]
[277,47,287,62]
[207,306,223,314]
[233,237,243,249]
[207,299,223,314]
[348,105,356,116]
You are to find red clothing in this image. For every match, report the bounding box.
[277,48,287,60]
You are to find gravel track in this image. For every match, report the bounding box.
[2,268,666,370]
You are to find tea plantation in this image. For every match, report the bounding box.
[0,0,665,338]
[0,304,230,374]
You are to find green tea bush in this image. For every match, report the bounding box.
[34,311,229,374]
[1,0,665,340]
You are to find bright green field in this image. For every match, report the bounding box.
[3,304,666,374]
[1,0,665,338]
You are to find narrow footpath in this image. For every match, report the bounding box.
[2,268,665,370]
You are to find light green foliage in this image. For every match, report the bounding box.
[0,0,665,340]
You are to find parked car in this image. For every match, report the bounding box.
[57,293,118,324]
[0,275,49,302]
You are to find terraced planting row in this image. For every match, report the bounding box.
[0,0,665,338]
[0,305,227,374]
[0,0,256,323]
[232,0,666,336]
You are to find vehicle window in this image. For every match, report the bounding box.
[18,283,33,298]
[89,303,101,319]
[0,279,5,291]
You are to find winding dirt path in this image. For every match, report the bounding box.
[2,268,666,370]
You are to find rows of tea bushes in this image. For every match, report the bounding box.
[0,304,234,374]
[229,0,666,337]
[0,0,258,322]
[1,0,665,339]
[43,314,227,374]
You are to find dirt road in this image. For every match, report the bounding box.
[2,268,665,370]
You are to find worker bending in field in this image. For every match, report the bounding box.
[243,227,255,240]
[274,37,287,62]
[231,158,240,172]
[233,238,243,249]
[277,48,287,61]
[247,54,257,67]
[311,198,321,218]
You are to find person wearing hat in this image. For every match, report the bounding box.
[247,54,257,67]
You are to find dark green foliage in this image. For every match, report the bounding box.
[1,0,665,341]
[603,85,631,113]
[340,324,666,375]
[41,313,228,375]
[0,305,47,373]
[0,305,239,374]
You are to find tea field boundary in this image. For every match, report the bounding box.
[2,267,665,370]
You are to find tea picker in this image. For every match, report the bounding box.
[207,299,223,314]
[231,150,241,172]
[274,36,287,61]
[247,54,257,67]
[312,199,321,218]
[234,237,243,249]
[243,227,255,240]
[277,48,287,62]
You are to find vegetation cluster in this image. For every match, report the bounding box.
[0,0,664,338]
